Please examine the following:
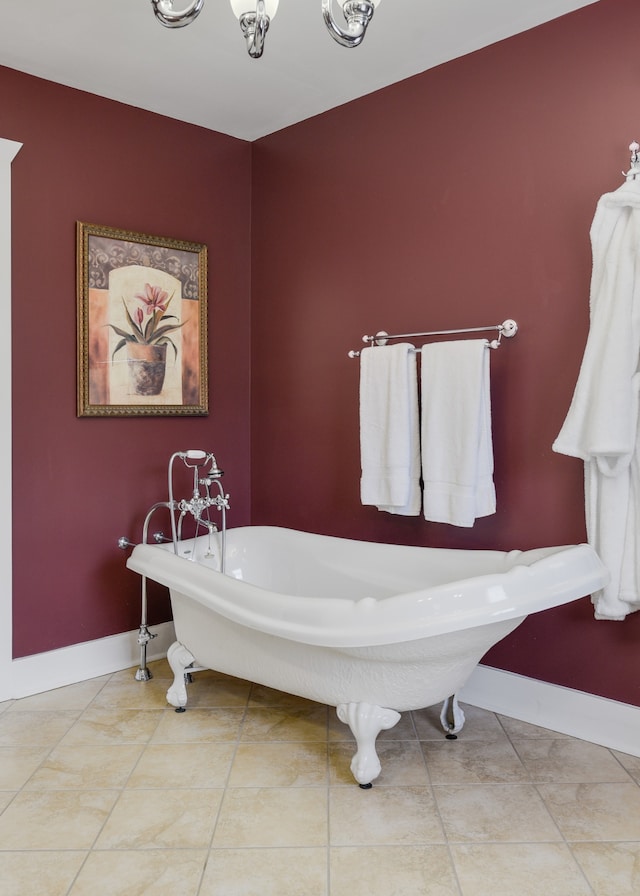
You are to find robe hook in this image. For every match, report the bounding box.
[622,141,640,180]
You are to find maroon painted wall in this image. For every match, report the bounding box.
[251,0,640,707]
[3,67,252,657]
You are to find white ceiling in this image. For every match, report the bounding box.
[0,1,598,142]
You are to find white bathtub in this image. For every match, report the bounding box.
[127,526,608,785]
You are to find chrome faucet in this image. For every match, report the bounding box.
[120,449,231,681]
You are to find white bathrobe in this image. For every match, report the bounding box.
[553,177,640,620]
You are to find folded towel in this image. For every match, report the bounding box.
[359,343,421,515]
[421,339,496,527]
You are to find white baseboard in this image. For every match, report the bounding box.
[6,638,639,759]
[7,621,176,700]
[461,664,640,758]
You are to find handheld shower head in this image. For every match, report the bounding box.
[208,455,224,479]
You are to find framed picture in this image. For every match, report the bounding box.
[77,221,208,416]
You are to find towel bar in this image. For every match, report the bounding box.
[348,319,518,358]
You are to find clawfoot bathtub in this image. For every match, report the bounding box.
[127,526,608,786]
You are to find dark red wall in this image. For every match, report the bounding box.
[3,68,252,657]
[6,0,640,708]
[251,0,640,707]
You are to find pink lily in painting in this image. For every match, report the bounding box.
[107,284,185,363]
[135,283,169,316]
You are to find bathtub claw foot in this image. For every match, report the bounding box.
[337,702,401,786]
[440,695,465,738]
[166,641,196,709]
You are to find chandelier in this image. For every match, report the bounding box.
[150,1,380,59]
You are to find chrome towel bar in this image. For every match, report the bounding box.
[348,319,518,358]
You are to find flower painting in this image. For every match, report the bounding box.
[77,223,208,416]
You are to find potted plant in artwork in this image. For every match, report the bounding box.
[108,283,184,396]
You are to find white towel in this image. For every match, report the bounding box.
[553,178,640,620]
[359,343,421,515]
[421,339,496,527]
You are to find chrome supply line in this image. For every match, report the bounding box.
[347,319,518,357]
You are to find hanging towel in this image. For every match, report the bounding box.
[421,339,496,527]
[553,177,640,620]
[359,343,421,515]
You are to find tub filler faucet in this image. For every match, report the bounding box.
[118,449,230,681]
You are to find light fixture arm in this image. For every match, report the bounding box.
[150,0,205,29]
[238,1,271,59]
[322,0,376,48]
[150,0,378,55]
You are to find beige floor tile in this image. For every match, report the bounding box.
[213,787,328,847]
[108,666,141,683]
[422,739,529,784]
[183,674,252,708]
[538,782,640,841]
[146,657,173,678]
[0,710,80,746]
[201,847,328,895]
[241,706,328,742]
[25,744,143,789]
[378,712,419,741]
[330,845,459,896]
[413,704,507,742]
[229,741,328,787]
[90,677,173,710]
[0,790,118,849]
[186,668,238,684]
[329,742,359,786]
[497,714,569,739]
[110,659,173,682]
[128,742,235,788]
[330,785,444,846]
[434,783,562,842]
[0,850,87,896]
[330,740,429,786]
[409,704,451,740]
[249,684,322,708]
[0,745,50,789]
[152,707,244,743]
[0,671,637,896]
[450,843,592,895]
[7,677,110,712]
[512,738,632,783]
[96,788,223,849]
[69,848,207,896]
[612,750,640,783]
[145,657,174,678]
[59,706,163,745]
[571,841,640,895]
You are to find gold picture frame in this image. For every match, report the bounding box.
[77,221,208,416]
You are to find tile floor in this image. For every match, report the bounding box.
[0,659,639,895]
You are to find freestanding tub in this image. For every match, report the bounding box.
[127,526,608,785]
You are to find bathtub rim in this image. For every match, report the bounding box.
[126,526,609,649]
